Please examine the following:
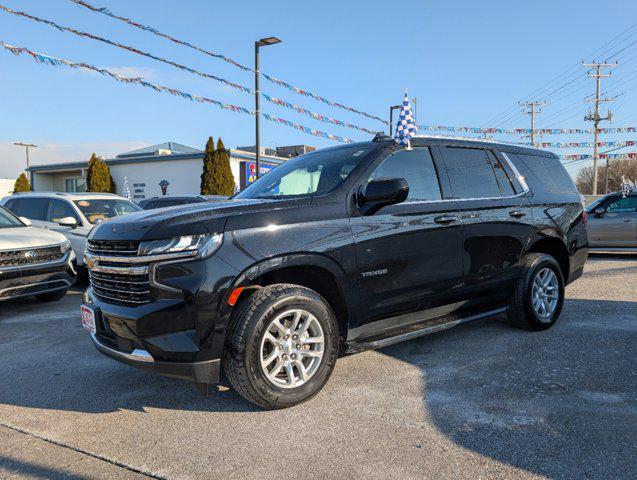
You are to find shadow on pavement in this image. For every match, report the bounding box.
[376,297,636,479]
[0,456,89,480]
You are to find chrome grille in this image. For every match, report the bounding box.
[89,270,151,305]
[87,240,150,306]
[87,240,140,256]
[0,246,64,267]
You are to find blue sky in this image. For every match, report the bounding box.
[0,0,635,179]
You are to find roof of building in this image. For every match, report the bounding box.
[27,143,286,173]
[7,191,124,200]
[117,142,202,158]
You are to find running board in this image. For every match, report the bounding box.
[347,306,507,352]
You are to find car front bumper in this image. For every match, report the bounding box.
[90,331,221,383]
[0,251,76,301]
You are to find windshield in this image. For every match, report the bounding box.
[74,199,141,225]
[234,145,377,199]
[0,206,23,228]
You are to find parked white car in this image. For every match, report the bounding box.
[0,192,141,269]
[0,206,76,302]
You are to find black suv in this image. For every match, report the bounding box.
[81,136,588,408]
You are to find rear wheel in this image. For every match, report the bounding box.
[223,284,339,409]
[508,253,565,331]
[35,289,68,303]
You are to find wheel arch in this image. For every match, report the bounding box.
[526,234,570,282]
[223,253,355,341]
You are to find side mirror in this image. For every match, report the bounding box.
[594,207,605,217]
[359,178,409,215]
[56,216,78,229]
[19,216,32,226]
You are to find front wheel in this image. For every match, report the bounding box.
[508,253,565,331]
[223,284,339,409]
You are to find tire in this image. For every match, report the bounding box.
[223,284,339,409]
[508,253,565,331]
[35,288,68,303]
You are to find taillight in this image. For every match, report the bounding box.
[582,209,588,226]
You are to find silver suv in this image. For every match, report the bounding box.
[1,192,141,269]
[586,191,637,252]
[0,206,76,302]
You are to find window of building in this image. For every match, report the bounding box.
[65,177,86,193]
[369,148,442,201]
[443,147,502,199]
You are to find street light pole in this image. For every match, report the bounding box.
[14,142,37,171]
[389,105,401,137]
[255,37,281,180]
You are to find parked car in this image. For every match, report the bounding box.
[585,191,637,251]
[0,206,76,302]
[138,195,208,210]
[0,192,141,270]
[80,135,588,409]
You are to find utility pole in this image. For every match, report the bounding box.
[583,61,617,195]
[13,142,37,171]
[519,101,545,146]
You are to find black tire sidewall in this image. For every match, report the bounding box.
[523,257,565,328]
[243,290,338,407]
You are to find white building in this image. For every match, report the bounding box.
[0,178,16,199]
[27,142,287,200]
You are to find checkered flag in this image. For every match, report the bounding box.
[620,176,635,197]
[123,176,131,200]
[394,91,417,148]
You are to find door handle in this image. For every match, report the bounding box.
[509,210,526,218]
[434,215,458,225]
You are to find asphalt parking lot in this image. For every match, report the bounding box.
[1,255,635,480]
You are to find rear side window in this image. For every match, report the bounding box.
[442,147,505,199]
[369,148,442,201]
[8,198,49,221]
[49,199,80,223]
[508,152,577,194]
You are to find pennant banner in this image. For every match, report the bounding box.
[0,41,356,144]
[0,4,379,135]
[418,125,637,135]
[538,141,636,149]
[561,152,637,161]
[69,0,388,125]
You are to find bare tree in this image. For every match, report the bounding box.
[575,159,637,194]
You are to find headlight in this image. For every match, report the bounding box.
[60,240,72,253]
[138,233,223,258]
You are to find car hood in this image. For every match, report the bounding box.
[89,197,312,241]
[0,226,67,250]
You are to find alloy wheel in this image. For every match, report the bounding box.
[531,267,559,321]
[259,309,325,389]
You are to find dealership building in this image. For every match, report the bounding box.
[26,142,310,200]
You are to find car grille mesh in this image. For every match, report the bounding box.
[87,240,151,306]
[0,246,64,267]
[87,240,140,256]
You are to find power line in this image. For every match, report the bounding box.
[483,24,636,127]
[67,0,386,124]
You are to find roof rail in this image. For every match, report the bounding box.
[412,134,543,150]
